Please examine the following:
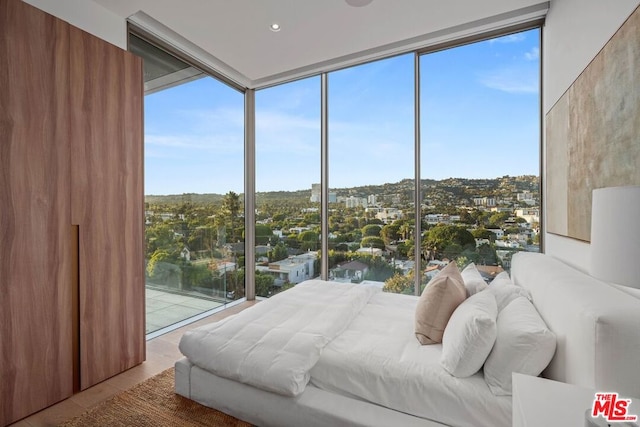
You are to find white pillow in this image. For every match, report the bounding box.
[440,290,498,377]
[461,262,488,297]
[488,271,531,311]
[484,296,557,395]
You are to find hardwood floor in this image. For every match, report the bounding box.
[9,301,256,427]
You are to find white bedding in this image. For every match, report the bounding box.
[310,292,511,427]
[179,280,378,396]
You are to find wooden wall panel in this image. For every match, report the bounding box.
[0,0,73,424]
[69,25,145,390]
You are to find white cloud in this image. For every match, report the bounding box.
[489,33,526,44]
[479,67,538,94]
[145,106,245,154]
[145,133,243,153]
[255,110,320,154]
[524,47,540,61]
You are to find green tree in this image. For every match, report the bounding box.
[360,236,385,250]
[145,222,175,254]
[221,191,241,242]
[255,271,275,297]
[268,242,289,262]
[285,234,300,249]
[476,242,498,265]
[471,228,494,241]
[146,250,181,287]
[303,212,320,223]
[488,211,510,227]
[423,224,475,260]
[253,223,274,245]
[298,230,319,251]
[383,271,415,294]
[182,263,213,290]
[398,221,413,240]
[381,223,400,244]
[146,249,173,277]
[361,224,382,237]
[442,243,463,260]
[272,212,286,222]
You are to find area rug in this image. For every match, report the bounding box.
[59,368,252,426]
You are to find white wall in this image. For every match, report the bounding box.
[23,0,126,49]
[542,0,640,270]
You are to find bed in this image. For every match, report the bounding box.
[175,252,640,427]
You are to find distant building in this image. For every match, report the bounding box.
[288,226,311,234]
[355,247,383,257]
[211,261,237,274]
[330,260,369,283]
[310,184,321,202]
[345,196,367,208]
[475,238,491,247]
[365,207,382,215]
[488,228,505,239]
[473,197,496,207]
[256,252,317,285]
[495,240,521,248]
[517,191,536,205]
[424,213,460,225]
[393,259,415,276]
[490,207,513,213]
[424,260,448,281]
[515,208,540,224]
[376,208,403,223]
[310,184,337,203]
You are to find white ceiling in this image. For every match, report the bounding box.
[92,0,549,88]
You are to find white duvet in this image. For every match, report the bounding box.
[310,291,511,427]
[179,280,378,397]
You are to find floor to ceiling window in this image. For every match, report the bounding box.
[131,34,245,335]
[254,76,321,297]
[327,54,415,290]
[131,24,541,309]
[419,28,541,289]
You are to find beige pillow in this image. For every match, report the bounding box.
[415,261,467,345]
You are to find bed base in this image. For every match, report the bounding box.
[175,358,446,427]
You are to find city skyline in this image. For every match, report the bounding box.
[144,29,540,196]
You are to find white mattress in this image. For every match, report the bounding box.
[310,292,511,427]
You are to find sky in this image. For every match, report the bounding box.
[144,29,540,196]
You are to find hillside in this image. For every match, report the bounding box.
[145,175,539,206]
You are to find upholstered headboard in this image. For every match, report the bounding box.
[511,252,640,398]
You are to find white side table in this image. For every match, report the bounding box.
[512,374,640,427]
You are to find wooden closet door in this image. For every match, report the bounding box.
[0,0,73,424]
[69,25,145,390]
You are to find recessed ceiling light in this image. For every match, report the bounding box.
[345,0,373,7]
[270,23,281,32]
